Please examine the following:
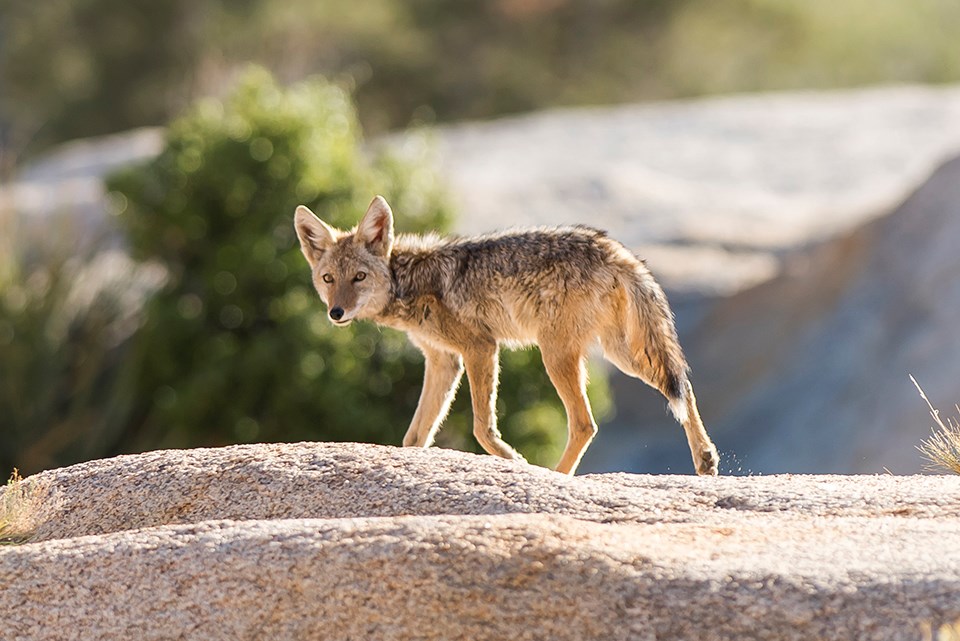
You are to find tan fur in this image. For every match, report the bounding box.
[295,196,719,475]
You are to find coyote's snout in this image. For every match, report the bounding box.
[295,196,719,476]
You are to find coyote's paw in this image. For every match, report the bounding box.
[696,446,720,476]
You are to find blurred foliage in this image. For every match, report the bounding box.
[3,0,959,157]
[92,68,607,472]
[0,0,209,157]
[0,222,164,474]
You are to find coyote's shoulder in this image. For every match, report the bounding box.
[294,196,719,476]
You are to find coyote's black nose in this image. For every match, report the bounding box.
[329,307,345,321]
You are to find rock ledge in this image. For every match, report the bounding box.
[2,442,959,640]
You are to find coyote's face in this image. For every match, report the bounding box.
[294,197,394,326]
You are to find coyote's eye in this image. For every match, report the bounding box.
[322,273,334,283]
[354,271,366,282]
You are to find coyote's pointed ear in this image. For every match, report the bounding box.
[355,195,394,257]
[294,205,336,268]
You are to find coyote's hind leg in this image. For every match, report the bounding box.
[671,378,719,476]
[601,332,719,476]
[463,342,526,462]
[539,337,598,476]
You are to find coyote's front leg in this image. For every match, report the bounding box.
[403,346,464,448]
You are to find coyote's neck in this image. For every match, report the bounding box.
[372,247,442,328]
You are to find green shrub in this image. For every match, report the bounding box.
[0,230,163,474]
[105,67,610,467]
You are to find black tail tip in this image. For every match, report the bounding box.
[665,370,688,402]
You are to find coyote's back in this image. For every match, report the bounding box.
[295,196,719,476]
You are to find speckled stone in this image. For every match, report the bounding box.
[2,442,960,640]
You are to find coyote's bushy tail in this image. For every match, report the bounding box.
[624,269,691,422]
[600,260,719,475]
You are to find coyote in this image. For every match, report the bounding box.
[294,196,719,475]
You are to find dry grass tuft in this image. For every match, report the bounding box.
[912,375,960,475]
[0,469,41,544]
[921,618,960,641]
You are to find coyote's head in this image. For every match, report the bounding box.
[294,196,394,326]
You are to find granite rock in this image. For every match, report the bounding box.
[3,443,959,640]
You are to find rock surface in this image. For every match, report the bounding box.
[3,443,960,640]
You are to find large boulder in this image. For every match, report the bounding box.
[601,153,960,474]
[3,443,960,640]
[683,155,960,474]
[413,84,960,296]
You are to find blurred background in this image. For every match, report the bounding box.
[2,0,960,477]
